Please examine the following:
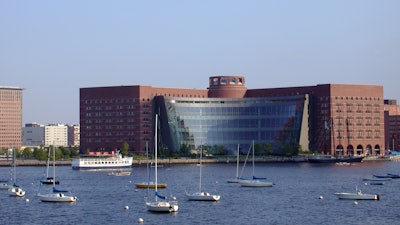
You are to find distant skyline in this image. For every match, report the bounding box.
[1,1,399,125]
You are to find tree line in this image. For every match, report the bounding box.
[0,146,80,161]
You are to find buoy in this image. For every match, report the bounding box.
[319,196,323,200]
[138,218,144,223]
[124,205,129,210]
[354,201,358,205]
[25,198,30,203]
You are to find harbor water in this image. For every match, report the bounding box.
[1,161,400,225]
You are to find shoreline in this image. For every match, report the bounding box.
[0,155,390,167]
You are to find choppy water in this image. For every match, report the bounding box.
[1,161,400,225]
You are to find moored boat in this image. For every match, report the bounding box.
[72,150,133,170]
[0,180,11,190]
[334,187,379,200]
[238,141,273,188]
[363,177,392,181]
[107,171,131,176]
[135,181,167,189]
[308,155,364,163]
[186,191,221,201]
[37,192,77,202]
[145,114,178,213]
[38,147,77,203]
[239,179,273,187]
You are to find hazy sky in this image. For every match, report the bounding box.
[1,1,399,125]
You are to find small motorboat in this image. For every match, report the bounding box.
[334,187,379,200]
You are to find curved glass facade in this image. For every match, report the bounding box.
[155,95,307,154]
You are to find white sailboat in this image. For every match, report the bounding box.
[0,180,11,190]
[37,147,77,202]
[1,160,12,190]
[145,114,178,212]
[186,143,220,201]
[8,148,26,197]
[239,141,273,187]
[227,144,242,183]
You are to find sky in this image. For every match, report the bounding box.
[1,0,399,125]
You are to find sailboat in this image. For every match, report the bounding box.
[37,147,77,202]
[1,160,12,190]
[135,141,167,189]
[227,144,242,183]
[0,179,11,190]
[239,141,273,187]
[145,114,178,212]
[8,148,26,197]
[186,143,220,201]
[41,148,60,185]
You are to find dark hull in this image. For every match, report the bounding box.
[308,156,364,163]
[41,178,60,185]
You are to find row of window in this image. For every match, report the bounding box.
[82,98,136,104]
[333,97,381,101]
[211,77,244,85]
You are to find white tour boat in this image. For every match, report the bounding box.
[72,150,133,170]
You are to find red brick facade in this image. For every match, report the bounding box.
[80,76,386,155]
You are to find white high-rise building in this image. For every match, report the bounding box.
[45,124,68,147]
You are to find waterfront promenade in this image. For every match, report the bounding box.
[0,156,306,167]
[0,155,391,167]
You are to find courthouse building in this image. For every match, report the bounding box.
[80,76,385,156]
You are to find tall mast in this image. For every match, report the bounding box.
[154,114,158,201]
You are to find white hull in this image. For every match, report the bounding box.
[362,177,392,181]
[186,192,220,201]
[146,201,178,212]
[72,155,133,170]
[239,179,273,187]
[107,171,131,176]
[0,183,11,190]
[334,192,379,200]
[8,187,25,197]
[38,193,77,202]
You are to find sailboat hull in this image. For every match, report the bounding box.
[186,192,220,201]
[239,179,273,187]
[38,193,77,202]
[146,201,178,212]
[0,183,11,190]
[41,178,60,185]
[135,182,167,189]
[8,187,25,197]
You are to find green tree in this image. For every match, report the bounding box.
[33,148,47,161]
[254,143,263,155]
[265,143,273,155]
[283,143,292,157]
[54,148,63,160]
[121,142,129,156]
[22,147,32,159]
